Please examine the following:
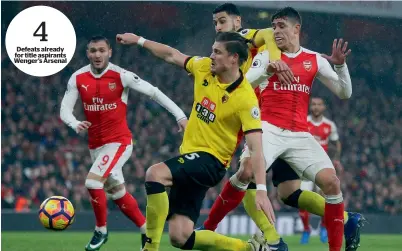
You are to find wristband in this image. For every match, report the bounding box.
[138,37,147,47]
[256,184,267,191]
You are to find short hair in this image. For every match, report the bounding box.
[213,3,241,16]
[87,35,110,47]
[215,32,248,66]
[311,96,326,104]
[271,7,302,25]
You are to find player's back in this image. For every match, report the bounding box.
[72,63,132,149]
[259,47,320,132]
[307,115,338,152]
[182,56,261,166]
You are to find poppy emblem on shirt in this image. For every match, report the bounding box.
[222,94,229,103]
[303,60,312,71]
[109,82,116,91]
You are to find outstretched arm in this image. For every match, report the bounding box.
[121,70,187,129]
[116,33,189,67]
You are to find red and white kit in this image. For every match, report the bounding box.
[301,115,339,191]
[242,47,351,182]
[60,63,186,186]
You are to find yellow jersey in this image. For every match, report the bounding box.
[181,56,262,166]
[237,28,281,72]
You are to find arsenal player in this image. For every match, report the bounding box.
[199,7,364,251]
[60,36,187,251]
[299,97,343,244]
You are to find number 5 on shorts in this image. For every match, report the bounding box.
[185,153,200,160]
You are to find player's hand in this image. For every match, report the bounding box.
[267,60,294,85]
[322,39,351,65]
[177,118,188,132]
[116,33,140,45]
[76,121,91,133]
[255,190,276,224]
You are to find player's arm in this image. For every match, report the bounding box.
[116,33,189,68]
[252,28,282,62]
[246,50,294,87]
[318,39,352,99]
[316,55,352,99]
[121,70,187,123]
[60,75,87,133]
[245,50,271,88]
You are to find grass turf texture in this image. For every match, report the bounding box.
[2,232,401,251]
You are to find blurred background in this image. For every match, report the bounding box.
[1,1,402,235]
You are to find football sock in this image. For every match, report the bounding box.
[144,181,168,251]
[325,194,344,251]
[203,180,246,231]
[284,189,349,224]
[192,230,252,251]
[298,209,310,232]
[88,188,108,232]
[243,185,280,245]
[113,191,146,230]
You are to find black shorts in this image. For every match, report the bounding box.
[270,158,300,187]
[164,151,226,223]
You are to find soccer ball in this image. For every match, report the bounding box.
[38,196,75,230]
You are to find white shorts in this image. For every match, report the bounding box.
[240,121,334,182]
[89,143,132,189]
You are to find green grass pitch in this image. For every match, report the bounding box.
[2,232,401,251]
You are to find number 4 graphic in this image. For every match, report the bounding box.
[33,22,48,41]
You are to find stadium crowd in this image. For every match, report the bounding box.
[2,3,401,215]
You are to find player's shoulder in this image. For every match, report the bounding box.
[238,28,258,39]
[322,116,337,128]
[72,64,91,77]
[300,47,327,62]
[187,56,211,72]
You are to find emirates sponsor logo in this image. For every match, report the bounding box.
[83,102,117,111]
[273,82,311,94]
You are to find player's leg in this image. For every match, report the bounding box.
[166,152,267,251]
[103,145,146,248]
[201,147,252,231]
[316,188,328,243]
[282,135,349,251]
[298,180,314,244]
[85,143,131,251]
[142,156,175,251]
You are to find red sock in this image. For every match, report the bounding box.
[204,181,246,231]
[114,192,146,228]
[321,216,326,228]
[88,189,108,227]
[299,209,311,232]
[325,202,344,251]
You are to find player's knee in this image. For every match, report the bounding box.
[317,171,340,195]
[168,228,193,248]
[85,179,104,189]
[106,184,126,200]
[145,163,163,182]
[238,159,253,182]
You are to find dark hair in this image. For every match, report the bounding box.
[215,32,248,66]
[213,3,241,16]
[311,96,326,104]
[87,35,110,47]
[271,7,302,25]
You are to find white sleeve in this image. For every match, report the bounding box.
[60,75,81,132]
[329,121,339,141]
[121,70,187,121]
[316,55,352,99]
[245,50,272,88]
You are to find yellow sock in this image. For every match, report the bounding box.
[243,189,280,245]
[194,230,251,251]
[298,190,349,224]
[144,191,169,251]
